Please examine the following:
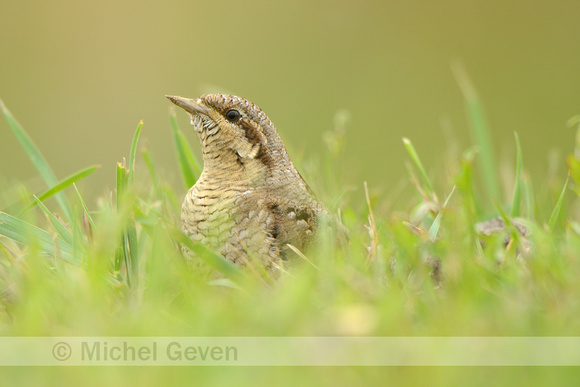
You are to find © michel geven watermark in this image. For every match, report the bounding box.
[53,339,238,363]
[1,337,580,366]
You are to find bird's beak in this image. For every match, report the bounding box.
[166,95,209,115]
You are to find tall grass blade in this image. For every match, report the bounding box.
[170,107,201,188]
[403,137,435,199]
[547,174,569,231]
[128,120,143,184]
[493,199,514,227]
[115,161,138,288]
[19,165,100,214]
[567,114,580,159]
[73,183,96,232]
[567,154,580,195]
[1,99,73,223]
[141,148,160,190]
[71,208,86,264]
[522,173,534,220]
[455,147,483,220]
[452,62,500,203]
[0,211,73,262]
[114,162,127,278]
[124,221,138,288]
[428,185,456,241]
[510,132,523,217]
[170,226,244,284]
[33,196,73,245]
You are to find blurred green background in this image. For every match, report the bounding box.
[1,0,579,206]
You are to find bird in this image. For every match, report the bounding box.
[166,94,326,275]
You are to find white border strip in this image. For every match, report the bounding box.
[1,337,579,366]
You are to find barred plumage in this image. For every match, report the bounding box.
[167,94,325,275]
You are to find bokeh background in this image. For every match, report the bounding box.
[1,0,579,208]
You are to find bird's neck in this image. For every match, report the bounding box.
[200,145,267,186]
[199,132,303,190]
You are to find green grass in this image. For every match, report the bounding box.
[1,91,580,385]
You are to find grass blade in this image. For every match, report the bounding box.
[114,162,127,276]
[567,114,580,159]
[170,225,244,284]
[20,165,100,214]
[510,132,523,217]
[73,183,96,232]
[428,185,456,241]
[128,120,143,184]
[452,62,500,203]
[492,199,514,227]
[547,174,569,231]
[123,221,138,289]
[0,211,73,262]
[403,137,435,199]
[33,196,73,245]
[37,165,99,202]
[71,208,86,264]
[142,147,160,190]
[522,173,534,219]
[179,130,202,178]
[454,147,483,222]
[115,161,138,288]
[170,107,201,189]
[1,98,73,223]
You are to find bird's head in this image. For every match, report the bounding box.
[167,94,285,166]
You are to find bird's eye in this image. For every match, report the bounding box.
[225,109,242,122]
